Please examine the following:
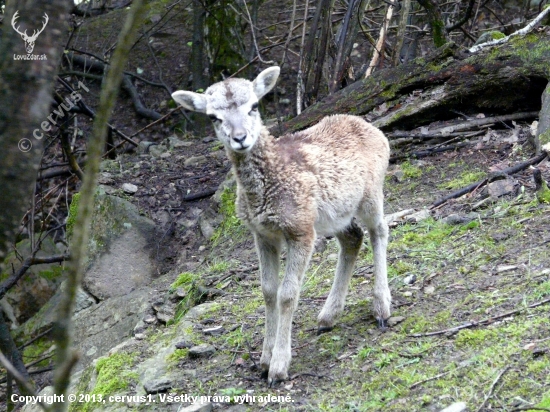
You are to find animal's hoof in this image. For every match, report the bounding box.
[377,318,388,330]
[317,325,334,335]
[267,375,285,388]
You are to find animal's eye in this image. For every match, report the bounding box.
[208,114,221,123]
[249,102,259,114]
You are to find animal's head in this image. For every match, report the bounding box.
[172,66,280,153]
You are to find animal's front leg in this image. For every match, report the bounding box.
[268,233,315,385]
[254,234,282,375]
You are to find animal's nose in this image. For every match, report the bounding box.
[233,134,247,144]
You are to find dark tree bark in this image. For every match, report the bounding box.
[276,33,550,136]
[0,0,72,393]
[417,0,450,47]
[0,0,71,264]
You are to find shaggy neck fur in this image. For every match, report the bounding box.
[227,127,275,213]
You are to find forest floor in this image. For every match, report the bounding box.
[102,116,550,412]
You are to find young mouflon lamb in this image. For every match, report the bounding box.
[172,67,391,384]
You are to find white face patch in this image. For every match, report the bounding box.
[204,79,262,153]
[172,67,280,154]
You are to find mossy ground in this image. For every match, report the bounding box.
[146,144,550,411]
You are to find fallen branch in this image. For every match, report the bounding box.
[409,296,550,338]
[390,140,478,163]
[121,75,162,120]
[182,188,217,202]
[476,366,510,412]
[469,7,550,53]
[64,53,162,120]
[430,152,548,208]
[388,111,539,139]
[410,365,465,389]
[57,77,139,147]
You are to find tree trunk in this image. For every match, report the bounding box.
[0,0,72,393]
[276,33,550,136]
[0,0,71,264]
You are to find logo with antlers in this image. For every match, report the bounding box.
[11,11,49,54]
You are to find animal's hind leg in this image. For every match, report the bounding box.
[363,201,391,327]
[317,220,363,333]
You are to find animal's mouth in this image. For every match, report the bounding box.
[232,143,251,153]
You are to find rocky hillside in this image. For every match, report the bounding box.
[14,118,550,412]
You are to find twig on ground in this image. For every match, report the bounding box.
[182,189,217,202]
[476,366,510,412]
[430,152,548,208]
[409,296,550,338]
[410,365,464,389]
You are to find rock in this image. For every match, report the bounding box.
[175,340,193,349]
[487,178,518,198]
[203,326,225,335]
[424,285,435,295]
[174,288,188,299]
[404,274,417,285]
[144,314,157,324]
[169,135,193,148]
[98,172,115,185]
[22,386,55,412]
[406,208,431,223]
[122,183,138,194]
[70,288,151,372]
[14,280,94,340]
[439,402,467,412]
[441,212,479,225]
[138,141,155,154]
[179,402,213,412]
[184,155,207,167]
[149,144,168,158]
[189,344,216,358]
[155,301,177,324]
[82,194,160,300]
[279,98,291,105]
[100,159,118,172]
[185,302,220,320]
[160,152,172,159]
[202,136,215,143]
[387,316,405,327]
[143,377,172,394]
[198,209,223,241]
[402,291,413,297]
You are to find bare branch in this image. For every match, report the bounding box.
[469,6,550,53]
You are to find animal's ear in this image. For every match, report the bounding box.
[171,91,208,113]
[252,66,280,99]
